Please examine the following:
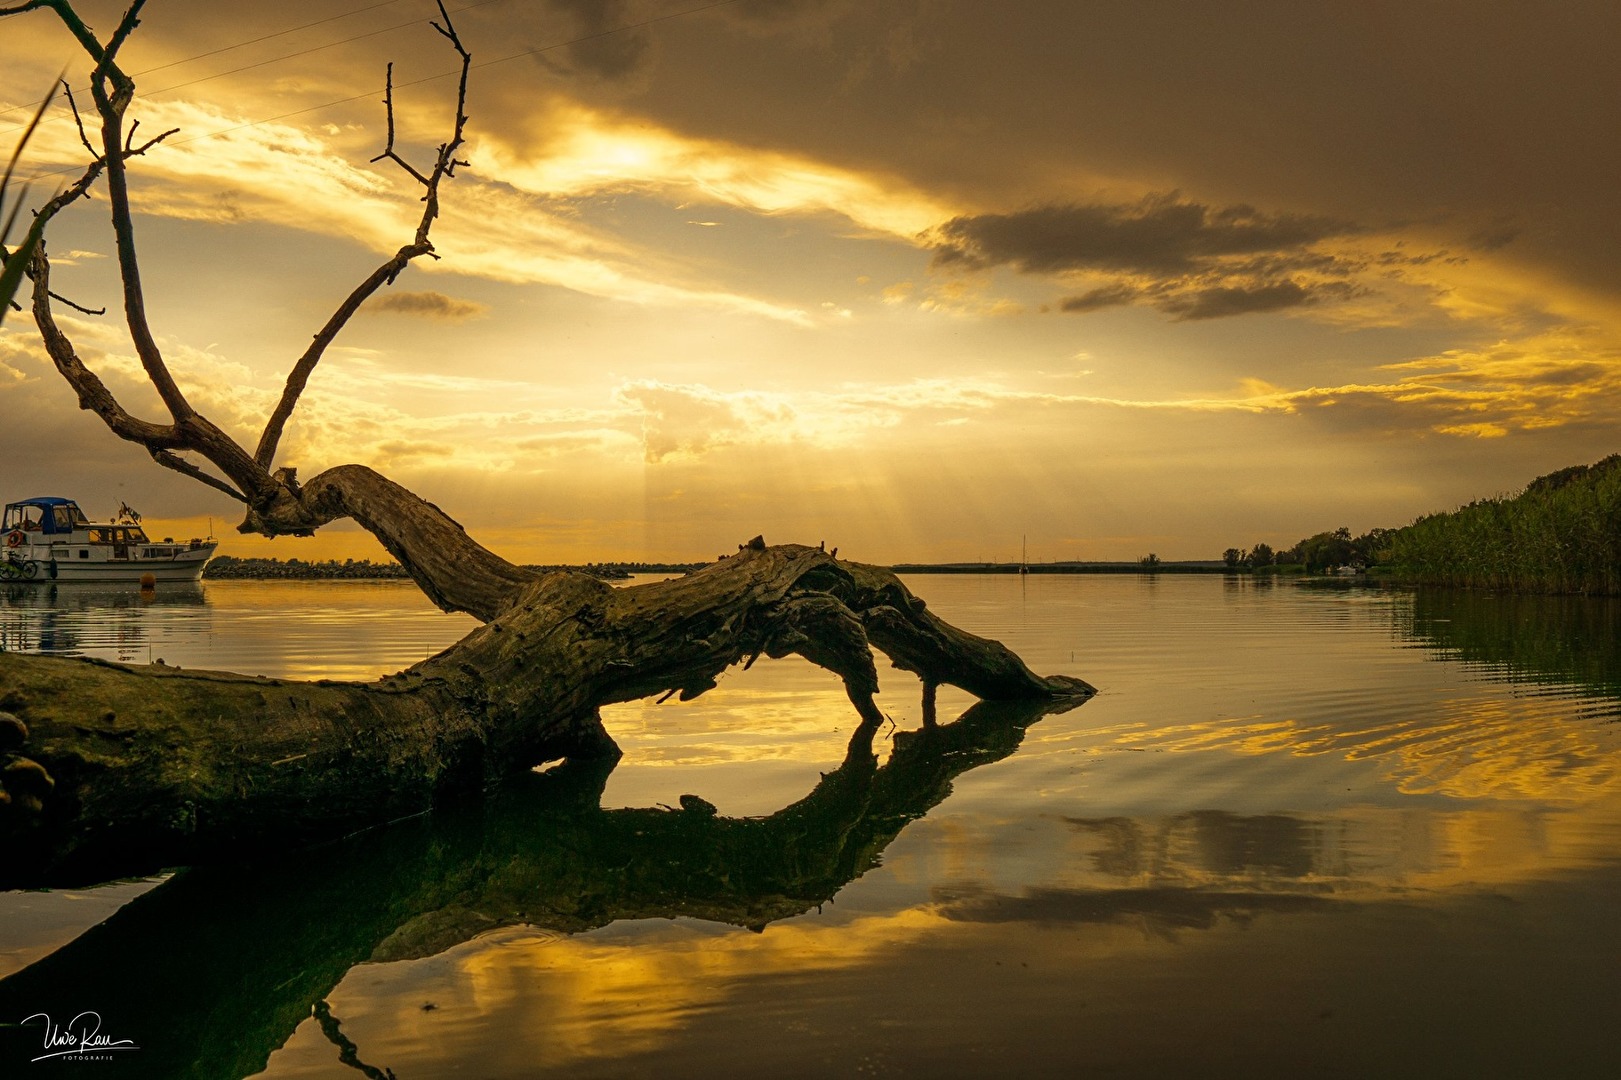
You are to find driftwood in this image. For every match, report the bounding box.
[0,534,1091,888]
[0,0,1093,889]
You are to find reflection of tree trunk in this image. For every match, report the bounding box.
[0,696,1082,1080]
[0,542,1091,888]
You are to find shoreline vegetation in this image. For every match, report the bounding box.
[1223,453,1621,596]
[1382,454,1621,594]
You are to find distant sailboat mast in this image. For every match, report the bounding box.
[1020,535,1029,575]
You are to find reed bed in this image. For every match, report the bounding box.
[1386,456,1621,595]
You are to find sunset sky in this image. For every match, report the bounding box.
[2,0,1618,564]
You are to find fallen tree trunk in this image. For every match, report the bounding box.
[1,538,1092,888]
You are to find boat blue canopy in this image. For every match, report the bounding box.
[4,497,88,536]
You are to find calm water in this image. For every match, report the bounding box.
[2,574,1619,1078]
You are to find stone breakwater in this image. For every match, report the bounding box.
[200,556,708,581]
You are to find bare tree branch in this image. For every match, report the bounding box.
[28,242,182,449]
[150,449,249,503]
[29,110,173,231]
[10,2,278,510]
[8,0,482,529]
[99,0,146,77]
[368,64,431,187]
[61,78,96,156]
[255,2,474,471]
[11,110,170,284]
[32,0,111,62]
[0,2,52,18]
[30,240,269,509]
[45,287,104,315]
[254,251,424,469]
[79,1,200,427]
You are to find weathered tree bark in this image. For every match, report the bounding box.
[248,464,543,619]
[1,531,1092,889]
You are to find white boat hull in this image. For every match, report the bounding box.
[5,543,217,583]
[44,556,214,582]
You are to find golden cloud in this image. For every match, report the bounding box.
[20,98,815,324]
[479,99,955,240]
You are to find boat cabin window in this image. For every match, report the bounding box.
[87,526,149,545]
[3,506,43,531]
[3,501,89,534]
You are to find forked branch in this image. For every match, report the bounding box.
[254,0,473,471]
[5,0,483,532]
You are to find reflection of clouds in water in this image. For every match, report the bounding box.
[599,653,967,767]
[867,795,1621,915]
[1061,802,1621,892]
[7,568,1613,1077]
[1067,687,1621,804]
[276,910,950,1076]
[274,868,1621,1079]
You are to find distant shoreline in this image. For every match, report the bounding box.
[202,555,1235,580]
[891,561,1230,575]
[201,556,698,581]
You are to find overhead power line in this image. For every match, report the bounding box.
[15,0,748,187]
[0,0,415,123]
[134,0,511,108]
[0,0,512,138]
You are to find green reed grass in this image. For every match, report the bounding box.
[1385,455,1621,595]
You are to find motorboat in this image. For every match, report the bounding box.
[2,497,217,582]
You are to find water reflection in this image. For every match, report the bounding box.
[0,579,478,679]
[1080,811,1322,881]
[0,582,205,662]
[0,696,1082,1079]
[1401,587,1621,697]
[4,576,1621,1077]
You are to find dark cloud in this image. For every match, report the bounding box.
[1059,284,1140,314]
[935,193,1368,320]
[933,193,1358,277]
[1468,220,1520,252]
[1057,274,1360,321]
[1158,280,1318,321]
[365,291,489,322]
[542,0,653,81]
